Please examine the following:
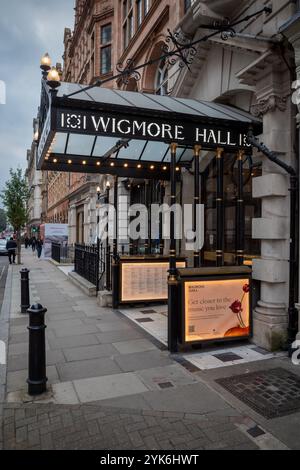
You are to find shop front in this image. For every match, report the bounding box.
[37,81,262,352]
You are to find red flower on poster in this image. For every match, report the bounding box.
[225,282,250,337]
[229,300,242,314]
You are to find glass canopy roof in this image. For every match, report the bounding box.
[56,83,261,125]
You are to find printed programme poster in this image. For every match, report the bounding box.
[121,261,186,302]
[184,278,250,342]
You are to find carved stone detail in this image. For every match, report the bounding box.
[251,94,288,117]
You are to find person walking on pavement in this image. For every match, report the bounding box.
[31,236,36,252]
[24,235,29,249]
[36,237,43,259]
[6,237,17,264]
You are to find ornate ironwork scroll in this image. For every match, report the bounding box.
[211,17,236,41]
[163,29,197,71]
[116,59,141,86]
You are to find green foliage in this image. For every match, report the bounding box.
[0,168,29,232]
[0,208,6,232]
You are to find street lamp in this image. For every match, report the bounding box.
[40,53,51,79]
[47,67,61,90]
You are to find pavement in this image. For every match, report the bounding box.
[0,249,300,450]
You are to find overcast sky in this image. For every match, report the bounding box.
[0,0,74,205]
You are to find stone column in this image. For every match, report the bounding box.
[281,16,300,341]
[88,193,98,244]
[68,205,77,244]
[251,68,294,350]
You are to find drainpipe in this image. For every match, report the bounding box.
[247,131,299,355]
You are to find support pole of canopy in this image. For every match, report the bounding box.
[148,180,152,255]
[112,176,119,309]
[144,181,149,255]
[113,176,118,259]
[216,148,224,267]
[106,183,111,291]
[159,182,165,255]
[193,145,201,268]
[236,150,245,266]
[129,185,133,255]
[168,143,178,353]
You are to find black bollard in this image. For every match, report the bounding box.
[20,268,30,314]
[27,304,48,396]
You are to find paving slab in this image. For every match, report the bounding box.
[47,319,84,329]
[63,344,119,362]
[10,318,28,327]
[7,350,65,372]
[51,324,99,338]
[114,350,174,372]
[96,321,133,332]
[141,382,232,414]
[73,372,149,403]
[57,357,122,382]
[48,334,100,350]
[96,329,144,344]
[136,364,198,391]
[52,382,80,405]
[9,333,30,344]
[112,339,157,355]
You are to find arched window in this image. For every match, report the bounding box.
[155,58,168,96]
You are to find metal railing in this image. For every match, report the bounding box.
[74,241,112,293]
[51,243,75,264]
[51,242,61,263]
[75,243,99,288]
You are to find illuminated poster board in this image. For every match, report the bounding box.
[183,277,251,343]
[120,261,186,303]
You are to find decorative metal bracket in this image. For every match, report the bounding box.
[163,29,197,70]
[212,17,236,41]
[116,59,141,85]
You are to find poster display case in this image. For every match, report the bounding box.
[118,256,186,304]
[178,266,252,346]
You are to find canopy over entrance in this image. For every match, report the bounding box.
[37,83,262,179]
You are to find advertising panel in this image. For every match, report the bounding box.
[184,278,250,343]
[42,224,69,259]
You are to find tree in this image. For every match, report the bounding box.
[1,168,29,264]
[0,208,6,232]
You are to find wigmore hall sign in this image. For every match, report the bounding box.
[57,109,252,150]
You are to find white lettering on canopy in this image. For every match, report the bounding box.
[92,116,110,132]
[117,119,131,134]
[58,112,251,148]
[147,122,161,138]
[195,127,238,147]
[132,120,146,135]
